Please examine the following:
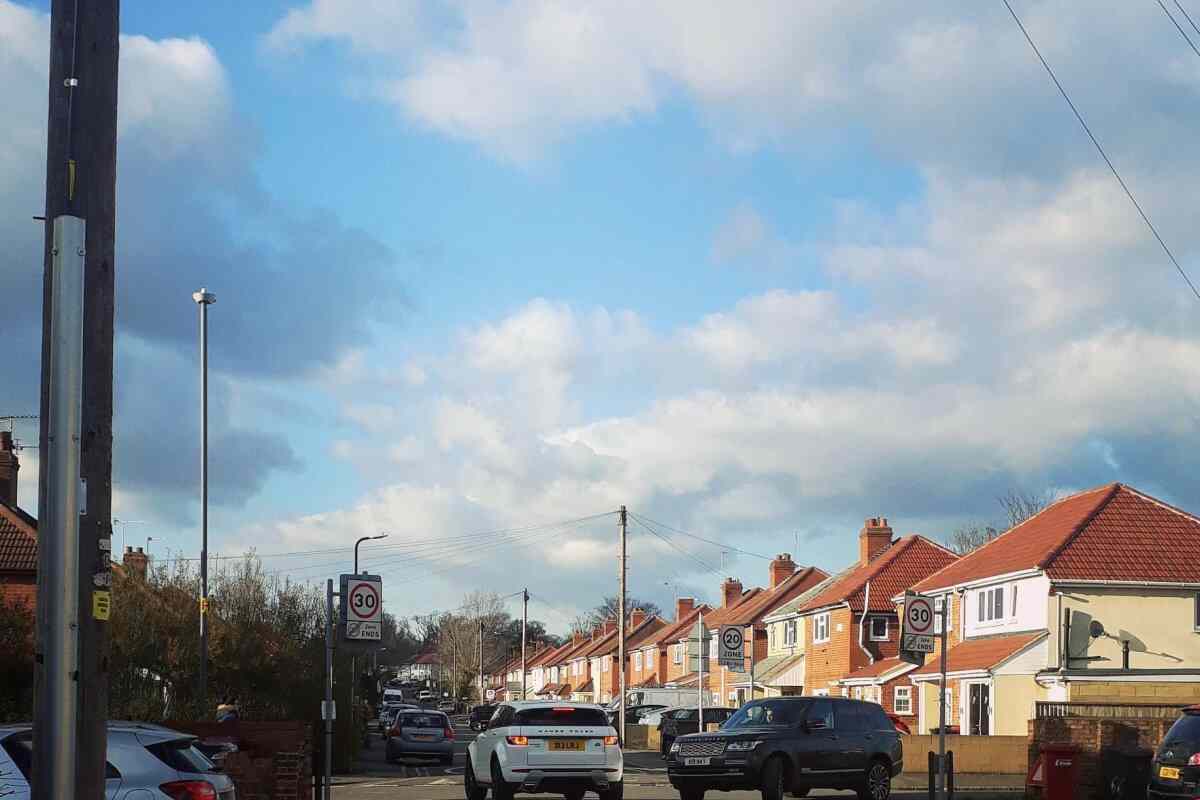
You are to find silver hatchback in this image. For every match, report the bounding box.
[0,721,237,799]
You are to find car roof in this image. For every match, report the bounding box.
[0,721,193,740]
[505,700,604,710]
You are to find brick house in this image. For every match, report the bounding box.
[583,610,666,703]
[629,598,711,689]
[0,431,36,611]
[779,518,957,706]
[538,631,595,699]
[903,483,1200,736]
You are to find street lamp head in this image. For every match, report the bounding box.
[192,288,216,305]
[372,533,390,542]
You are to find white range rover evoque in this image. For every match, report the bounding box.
[465,700,624,800]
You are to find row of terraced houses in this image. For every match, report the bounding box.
[478,483,1200,737]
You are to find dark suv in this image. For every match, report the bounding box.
[660,707,738,756]
[666,697,902,800]
[1149,705,1200,800]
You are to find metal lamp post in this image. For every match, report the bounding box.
[354,533,388,574]
[351,533,387,720]
[193,288,215,708]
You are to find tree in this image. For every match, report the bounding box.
[0,595,34,722]
[948,489,1054,554]
[588,596,663,628]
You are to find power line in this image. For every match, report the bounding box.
[628,511,772,560]
[1174,0,1200,39]
[1157,0,1200,58]
[629,514,721,576]
[1002,0,1200,302]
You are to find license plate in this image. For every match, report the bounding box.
[684,757,712,766]
[413,734,435,741]
[549,739,585,751]
[1160,766,1181,780]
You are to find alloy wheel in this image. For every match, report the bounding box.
[869,763,890,800]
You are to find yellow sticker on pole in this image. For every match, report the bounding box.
[199,597,209,614]
[92,590,112,621]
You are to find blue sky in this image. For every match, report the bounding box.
[4,1,1200,631]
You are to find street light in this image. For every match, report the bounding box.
[192,287,215,708]
[354,532,388,574]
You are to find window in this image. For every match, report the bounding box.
[725,698,807,728]
[808,698,834,728]
[603,657,610,673]
[869,616,889,641]
[934,595,953,633]
[515,706,607,726]
[979,586,1007,622]
[1195,594,1200,631]
[709,636,717,658]
[785,619,798,646]
[673,643,683,664]
[853,686,864,700]
[813,613,830,644]
[894,686,913,715]
[634,652,642,671]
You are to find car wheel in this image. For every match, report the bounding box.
[761,755,789,800]
[599,779,624,800]
[491,757,515,800]
[857,759,891,800]
[464,759,486,800]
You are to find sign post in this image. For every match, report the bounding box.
[340,574,383,642]
[718,625,745,673]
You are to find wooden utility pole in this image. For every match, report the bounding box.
[617,507,627,736]
[35,2,119,798]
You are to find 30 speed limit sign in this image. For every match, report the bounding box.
[340,573,383,641]
[901,592,936,654]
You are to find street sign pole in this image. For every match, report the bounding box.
[697,611,704,730]
[324,579,334,800]
[937,595,948,800]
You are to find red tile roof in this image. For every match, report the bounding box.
[722,566,831,625]
[798,536,958,613]
[645,605,712,646]
[0,501,36,574]
[913,484,1200,591]
[839,657,917,682]
[573,679,594,693]
[912,631,1046,676]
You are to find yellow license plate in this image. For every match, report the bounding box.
[549,739,586,751]
[1160,767,1181,780]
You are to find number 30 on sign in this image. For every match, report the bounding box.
[340,574,383,641]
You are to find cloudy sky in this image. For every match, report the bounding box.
[3,0,1200,632]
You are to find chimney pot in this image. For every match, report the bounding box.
[769,552,797,588]
[722,578,744,608]
[859,517,895,566]
[675,597,695,621]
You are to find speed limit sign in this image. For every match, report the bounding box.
[340,573,383,641]
[901,592,935,655]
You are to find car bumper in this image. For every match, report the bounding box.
[667,754,762,791]
[387,738,454,757]
[506,768,622,793]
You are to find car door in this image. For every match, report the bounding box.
[795,698,840,783]
[833,701,870,776]
[472,704,510,776]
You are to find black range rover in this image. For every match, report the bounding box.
[666,696,902,800]
[1149,705,1200,800]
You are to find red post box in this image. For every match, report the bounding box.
[1042,744,1081,800]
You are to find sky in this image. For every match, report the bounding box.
[3,0,1200,634]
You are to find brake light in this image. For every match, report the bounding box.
[1188,753,1200,766]
[603,735,619,746]
[506,735,529,746]
[160,781,218,800]
[445,725,456,740]
[552,707,574,713]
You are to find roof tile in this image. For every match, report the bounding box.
[798,536,958,613]
[912,631,1046,676]
[0,501,37,574]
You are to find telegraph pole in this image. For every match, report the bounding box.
[521,588,529,700]
[193,288,215,709]
[478,619,484,702]
[35,2,119,799]
[617,506,627,737]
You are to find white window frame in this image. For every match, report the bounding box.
[869,616,889,641]
[673,643,683,664]
[894,686,913,715]
[813,613,831,644]
[978,585,1007,623]
[785,619,797,646]
[603,657,610,673]
[853,686,864,700]
[934,595,953,633]
[709,636,717,658]
[634,651,642,671]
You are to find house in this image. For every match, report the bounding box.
[537,629,599,701]
[581,610,666,703]
[775,518,957,708]
[904,483,1200,736]
[629,598,711,690]
[527,641,569,696]
[759,574,839,696]
[663,554,829,706]
[0,431,36,611]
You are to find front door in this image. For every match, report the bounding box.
[968,683,990,735]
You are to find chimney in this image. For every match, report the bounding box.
[602,619,616,637]
[629,608,647,630]
[722,578,743,608]
[769,553,797,588]
[592,624,603,641]
[573,631,584,646]
[859,517,894,565]
[0,431,18,508]
[676,597,695,622]
[123,545,149,579]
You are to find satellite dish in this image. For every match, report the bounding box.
[1089,620,1105,638]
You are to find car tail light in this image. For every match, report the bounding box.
[1188,753,1200,766]
[506,735,529,746]
[160,781,218,800]
[444,725,456,740]
[603,736,619,746]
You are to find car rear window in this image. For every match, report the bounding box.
[399,713,447,728]
[146,739,216,774]
[514,707,609,726]
[4,735,120,779]
[1164,714,1200,745]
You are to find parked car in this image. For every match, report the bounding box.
[0,721,237,800]
[659,707,737,756]
[465,701,623,800]
[437,699,456,713]
[641,707,669,728]
[605,704,667,727]
[385,710,455,765]
[418,689,436,702]
[470,704,498,731]
[666,696,902,800]
[1149,704,1200,800]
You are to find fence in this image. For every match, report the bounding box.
[1035,701,1186,720]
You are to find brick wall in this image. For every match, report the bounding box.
[1028,716,1173,799]
[0,577,35,610]
[165,721,311,800]
[803,607,854,694]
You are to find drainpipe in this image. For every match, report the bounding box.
[855,581,875,666]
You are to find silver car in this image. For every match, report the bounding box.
[0,721,237,799]
[385,710,454,765]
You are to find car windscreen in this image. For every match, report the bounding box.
[724,699,807,728]
[514,707,609,726]
[1162,714,1200,748]
[146,739,217,774]
[399,713,446,728]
